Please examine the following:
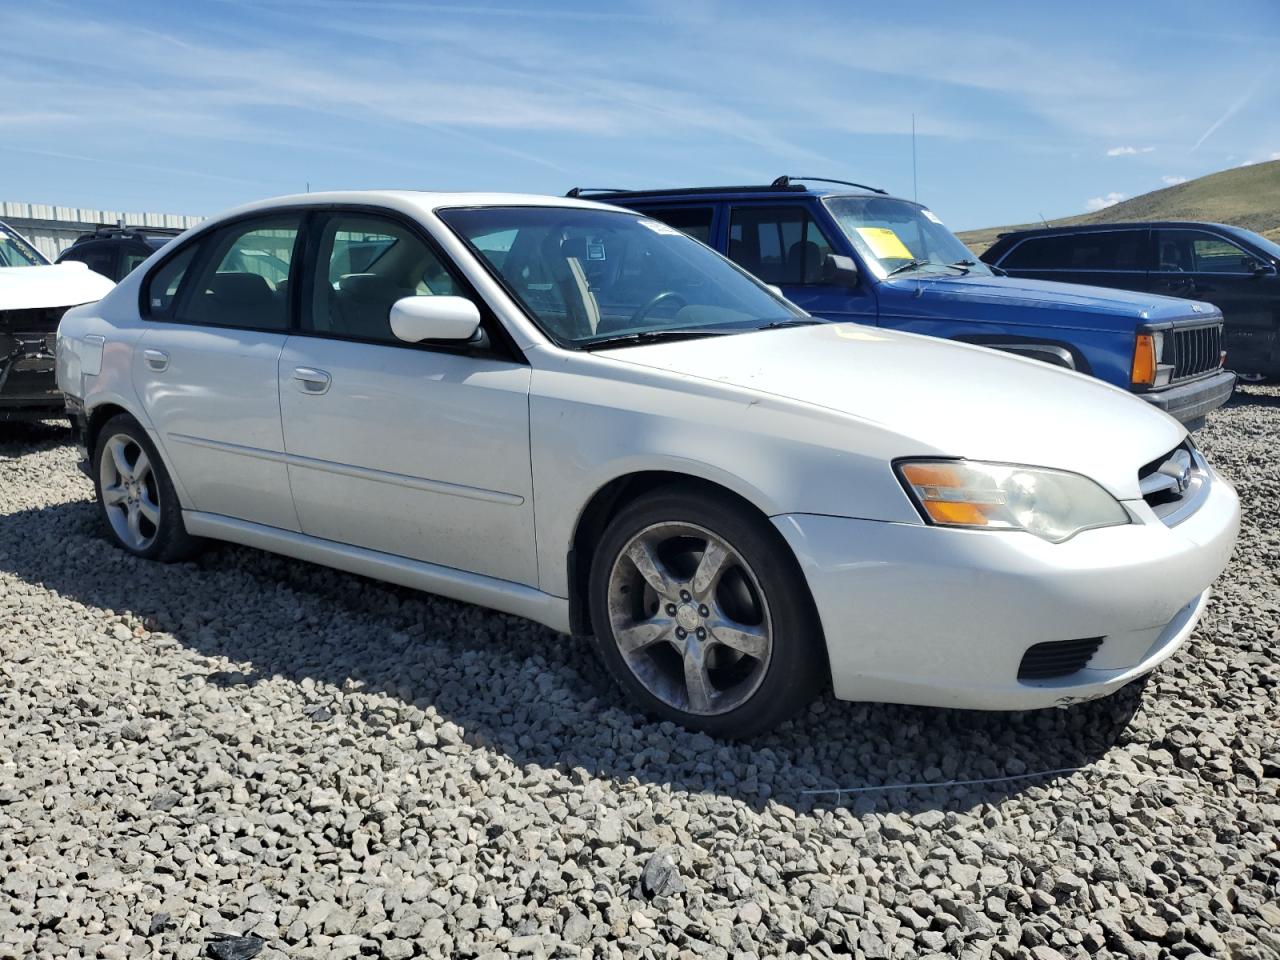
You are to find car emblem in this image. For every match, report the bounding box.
[1191,304,1204,313]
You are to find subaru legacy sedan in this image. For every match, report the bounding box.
[56,192,1240,736]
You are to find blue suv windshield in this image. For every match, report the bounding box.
[823,197,991,279]
[440,206,807,348]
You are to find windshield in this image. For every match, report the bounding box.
[438,206,806,347]
[0,225,48,267]
[1236,227,1280,263]
[822,197,991,279]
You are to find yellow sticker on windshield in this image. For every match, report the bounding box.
[855,227,914,260]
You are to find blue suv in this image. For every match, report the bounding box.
[586,177,1235,428]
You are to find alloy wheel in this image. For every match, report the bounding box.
[99,433,161,551]
[606,521,773,716]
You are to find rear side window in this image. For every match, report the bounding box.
[61,244,117,280]
[638,207,715,244]
[144,243,200,320]
[728,205,834,285]
[1002,231,1146,271]
[180,216,301,331]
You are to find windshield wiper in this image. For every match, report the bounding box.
[885,259,932,278]
[757,318,820,329]
[886,259,972,278]
[581,328,735,350]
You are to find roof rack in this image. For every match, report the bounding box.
[771,175,888,195]
[564,187,630,198]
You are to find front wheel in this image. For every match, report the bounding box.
[588,486,826,737]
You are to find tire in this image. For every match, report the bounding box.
[92,414,202,562]
[588,484,826,737]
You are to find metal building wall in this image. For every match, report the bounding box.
[0,201,203,261]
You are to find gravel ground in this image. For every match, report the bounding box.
[1,387,1277,960]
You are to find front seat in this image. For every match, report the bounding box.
[334,273,416,339]
[786,240,822,285]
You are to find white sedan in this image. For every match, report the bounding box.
[56,191,1240,736]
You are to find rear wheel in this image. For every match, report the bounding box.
[93,414,201,562]
[589,486,826,737]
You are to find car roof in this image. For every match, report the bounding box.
[212,190,624,222]
[995,221,1244,240]
[567,177,900,205]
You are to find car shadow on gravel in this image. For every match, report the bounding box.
[0,491,1149,817]
[1225,384,1280,409]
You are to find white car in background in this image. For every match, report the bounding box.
[56,191,1239,736]
[1,220,114,421]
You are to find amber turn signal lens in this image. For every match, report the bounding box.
[1131,333,1157,387]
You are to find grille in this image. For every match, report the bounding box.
[1139,442,1210,525]
[1018,637,1103,680]
[1168,324,1222,381]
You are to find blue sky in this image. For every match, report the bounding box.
[2,0,1277,230]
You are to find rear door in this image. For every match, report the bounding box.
[1151,227,1279,375]
[725,202,876,322]
[134,213,303,530]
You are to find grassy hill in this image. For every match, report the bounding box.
[958,160,1280,256]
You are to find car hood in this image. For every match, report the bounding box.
[880,272,1217,331]
[0,263,115,311]
[597,323,1185,500]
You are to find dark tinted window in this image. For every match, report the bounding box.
[1001,231,1146,271]
[60,244,117,280]
[638,207,714,244]
[144,243,201,320]
[179,216,301,330]
[306,213,458,344]
[727,205,834,285]
[1156,229,1255,274]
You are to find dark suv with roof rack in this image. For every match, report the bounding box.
[56,225,182,282]
[585,178,1235,429]
[981,221,1279,381]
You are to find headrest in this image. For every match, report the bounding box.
[208,272,274,304]
[338,273,404,302]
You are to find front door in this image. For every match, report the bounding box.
[725,203,877,323]
[278,210,537,585]
[134,213,302,530]
[1151,227,1280,376]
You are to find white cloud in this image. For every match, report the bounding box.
[1271,152,1280,160]
[1085,192,1126,211]
[1240,159,1256,167]
[1107,146,1155,156]
[1161,175,1188,185]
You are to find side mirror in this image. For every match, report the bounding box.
[1251,260,1277,278]
[389,295,481,343]
[822,254,859,287]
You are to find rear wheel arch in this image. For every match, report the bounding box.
[86,403,132,454]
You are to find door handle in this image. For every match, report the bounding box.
[143,348,169,371]
[292,366,332,394]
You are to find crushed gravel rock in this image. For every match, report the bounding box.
[0,387,1277,959]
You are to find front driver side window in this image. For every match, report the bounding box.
[306,213,458,344]
[728,206,834,285]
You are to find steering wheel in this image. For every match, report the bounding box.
[629,291,688,326]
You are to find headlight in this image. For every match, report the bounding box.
[896,460,1130,542]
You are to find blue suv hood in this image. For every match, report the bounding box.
[879,273,1214,333]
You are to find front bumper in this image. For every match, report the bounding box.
[1142,369,1235,429]
[774,466,1240,711]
